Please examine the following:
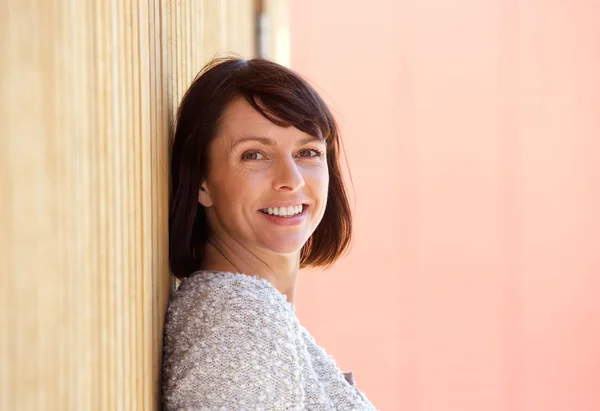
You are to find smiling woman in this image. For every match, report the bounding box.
[197,94,329,264]
[168,57,352,281]
[163,57,377,410]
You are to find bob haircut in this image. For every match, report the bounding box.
[169,56,352,279]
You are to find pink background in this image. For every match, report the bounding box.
[291,1,600,410]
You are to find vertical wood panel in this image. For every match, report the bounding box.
[264,0,291,65]
[0,1,256,410]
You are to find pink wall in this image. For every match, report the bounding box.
[291,1,600,410]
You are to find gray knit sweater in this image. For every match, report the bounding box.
[161,270,377,410]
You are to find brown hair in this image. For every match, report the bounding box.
[169,56,353,279]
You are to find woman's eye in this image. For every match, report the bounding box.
[297,149,321,158]
[241,151,265,161]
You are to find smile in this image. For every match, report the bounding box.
[260,204,304,217]
[258,204,309,226]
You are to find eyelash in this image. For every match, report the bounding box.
[241,149,323,161]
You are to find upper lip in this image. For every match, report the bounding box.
[260,201,308,209]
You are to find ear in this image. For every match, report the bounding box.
[198,181,214,208]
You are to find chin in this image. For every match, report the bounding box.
[260,236,308,255]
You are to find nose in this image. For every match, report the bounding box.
[272,157,305,192]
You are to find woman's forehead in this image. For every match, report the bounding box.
[220,97,276,132]
[217,98,323,146]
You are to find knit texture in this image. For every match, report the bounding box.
[161,270,377,410]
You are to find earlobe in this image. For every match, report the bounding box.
[198,182,213,207]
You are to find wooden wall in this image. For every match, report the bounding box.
[0,1,256,409]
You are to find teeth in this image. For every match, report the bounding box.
[263,204,303,217]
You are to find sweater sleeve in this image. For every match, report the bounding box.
[161,281,303,410]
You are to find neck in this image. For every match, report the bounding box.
[200,236,300,304]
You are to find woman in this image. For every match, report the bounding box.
[162,56,377,410]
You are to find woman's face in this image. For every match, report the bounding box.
[198,96,329,256]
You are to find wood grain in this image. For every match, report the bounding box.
[0,1,255,409]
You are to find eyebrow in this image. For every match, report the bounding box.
[232,135,324,149]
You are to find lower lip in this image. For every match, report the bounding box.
[259,206,308,226]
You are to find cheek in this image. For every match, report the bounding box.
[213,169,267,206]
[323,167,330,192]
[314,165,329,189]
[317,168,330,213]
[304,167,329,200]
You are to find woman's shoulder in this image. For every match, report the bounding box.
[162,271,301,409]
[165,270,295,330]
[175,270,292,306]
